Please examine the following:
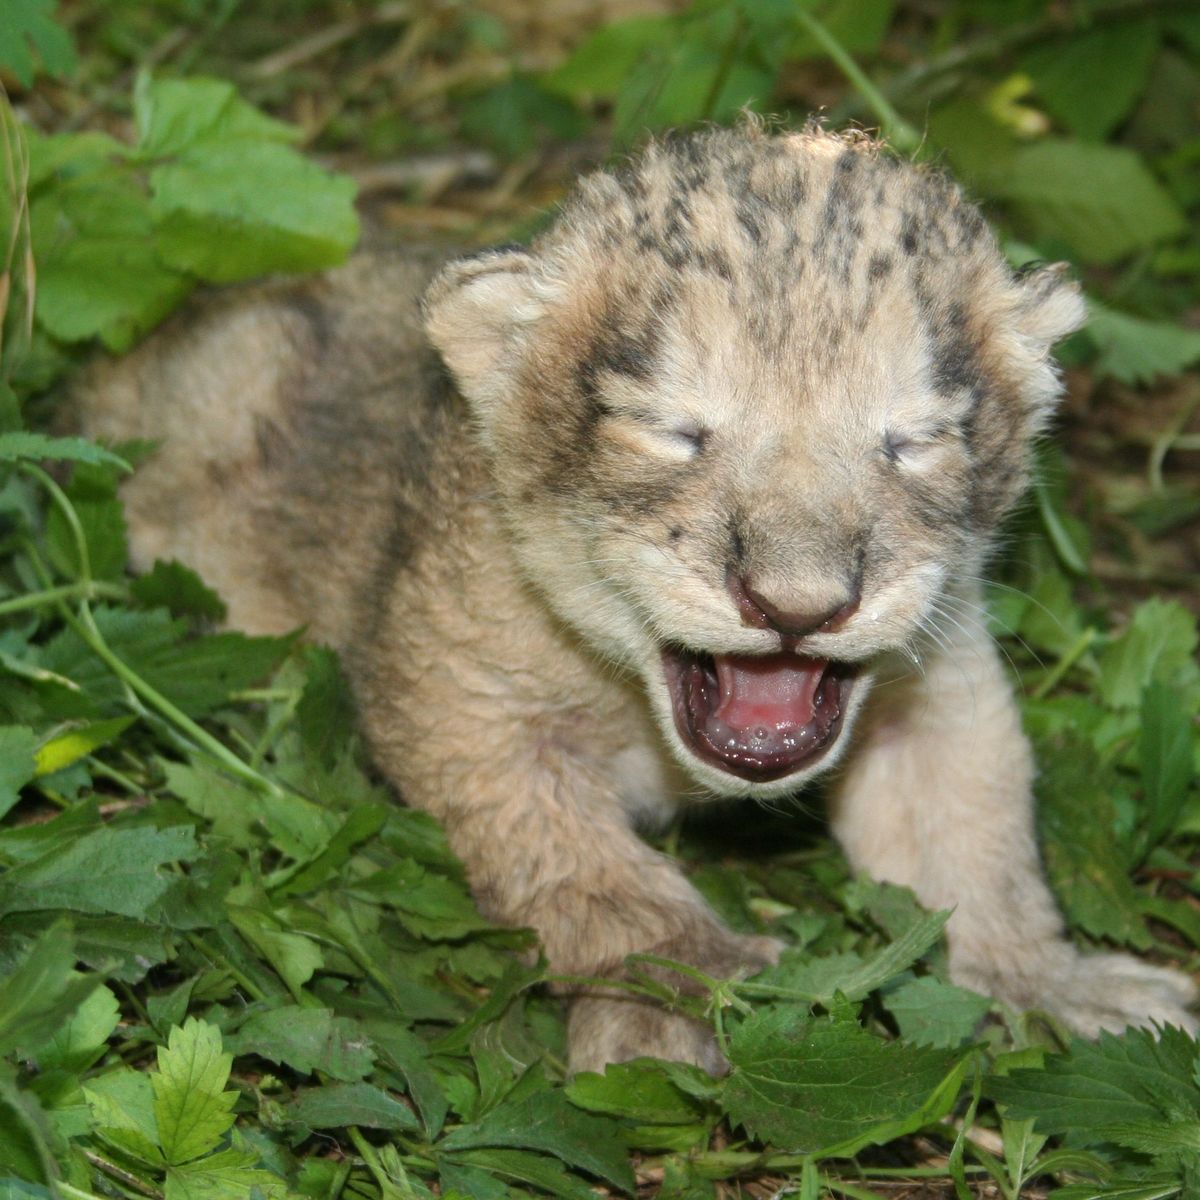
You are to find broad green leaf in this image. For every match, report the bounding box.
[1086,304,1200,385]
[1051,1183,1181,1200]
[991,1026,1200,1140]
[0,726,37,818]
[226,1008,375,1081]
[152,1018,237,1165]
[286,1082,420,1132]
[460,77,586,161]
[134,75,298,159]
[162,760,261,848]
[33,716,135,777]
[0,0,76,86]
[85,1068,164,1166]
[0,825,199,919]
[0,432,130,471]
[294,645,355,769]
[33,981,119,1073]
[723,1010,965,1153]
[348,856,490,939]
[0,922,100,1057]
[150,142,358,283]
[1021,21,1159,141]
[1035,732,1148,947]
[882,976,993,1048]
[445,1148,599,1200]
[567,1059,708,1125]
[990,140,1185,264]
[788,0,894,60]
[1097,599,1200,710]
[440,1088,635,1194]
[227,904,324,995]
[543,16,675,98]
[1138,683,1195,849]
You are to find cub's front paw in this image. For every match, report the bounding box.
[959,946,1197,1037]
[566,930,781,1075]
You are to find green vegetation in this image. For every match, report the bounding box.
[1,1,1198,1197]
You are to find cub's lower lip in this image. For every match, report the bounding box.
[661,646,854,782]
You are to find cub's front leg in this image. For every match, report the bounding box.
[830,591,1196,1036]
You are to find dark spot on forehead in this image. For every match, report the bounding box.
[900,212,920,255]
[868,252,893,282]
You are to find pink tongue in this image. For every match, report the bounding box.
[711,654,828,733]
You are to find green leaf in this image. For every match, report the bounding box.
[227,903,324,995]
[84,1068,164,1166]
[164,1145,291,1200]
[1085,303,1200,385]
[1021,21,1159,141]
[1138,682,1195,849]
[445,1148,599,1200]
[131,560,227,623]
[226,1008,375,1081]
[162,760,261,848]
[543,16,675,98]
[1098,600,1200,710]
[152,1018,237,1165]
[723,1010,965,1153]
[0,432,130,471]
[349,857,490,939]
[34,716,136,777]
[990,140,1185,264]
[0,824,199,919]
[882,976,993,1048]
[566,1059,708,1125]
[286,1082,420,1132]
[0,0,76,86]
[440,1088,635,1194]
[150,141,359,283]
[34,981,120,1072]
[460,77,586,161]
[0,726,37,819]
[991,1026,1200,1143]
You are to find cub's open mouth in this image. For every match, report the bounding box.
[661,647,856,782]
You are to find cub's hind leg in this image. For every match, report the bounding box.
[829,590,1196,1035]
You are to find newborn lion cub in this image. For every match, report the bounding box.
[77,122,1195,1071]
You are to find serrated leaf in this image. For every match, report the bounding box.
[882,976,993,1048]
[1139,682,1195,849]
[164,1145,291,1200]
[991,1025,1200,1137]
[0,432,130,471]
[162,759,261,848]
[349,856,490,939]
[0,825,199,919]
[445,1148,599,1200]
[152,1018,237,1165]
[286,1082,420,1132]
[227,1008,375,1081]
[85,1068,164,1166]
[131,560,227,623]
[227,904,324,996]
[723,1010,965,1153]
[1086,304,1200,385]
[34,716,135,777]
[1021,21,1159,141]
[440,1088,635,1194]
[0,726,37,818]
[991,140,1185,264]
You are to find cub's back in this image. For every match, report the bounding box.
[74,249,477,647]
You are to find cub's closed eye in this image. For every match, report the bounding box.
[882,428,950,465]
[670,420,710,452]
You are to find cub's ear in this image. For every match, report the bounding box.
[423,246,544,408]
[1013,261,1087,349]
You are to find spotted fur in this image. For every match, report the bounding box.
[75,121,1195,1071]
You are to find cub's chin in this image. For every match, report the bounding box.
[656,645,867,796]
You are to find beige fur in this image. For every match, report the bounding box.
[73,122,1195,1071]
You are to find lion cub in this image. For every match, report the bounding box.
[77,123,1195,1071]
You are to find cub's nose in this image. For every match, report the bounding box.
[727,571,861,637]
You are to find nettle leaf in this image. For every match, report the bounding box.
[227,1008,375,1081]
[131,560,227,623]
[723,1009,966,1153]
[991,1026,1200,1143]
[881,976,993,1048]
[990,140,1185,264]
[0,824,199,920]
[226,903,324,996]
[543,16,675,98]
[445,1148,599,1200]
[348,856,490,939]
[566,1059,710,1125]
[164,1145,291,1200]
[1021,21,1159,141]
[34,716,136,777]
[286,1082,420,1132]
[34,981,120,1073]
[152,1018,237,1165]
[0,726,37,819]
[1086,303,1200,385]
[0,0,77,86]
[441,1088,635,1194]
[1138,682,1195,850]
[85,1068,164,1166]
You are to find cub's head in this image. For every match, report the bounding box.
[424,122,1084,798]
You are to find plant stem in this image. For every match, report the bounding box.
[1031,626,1097,699]
[0,580,127,616]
